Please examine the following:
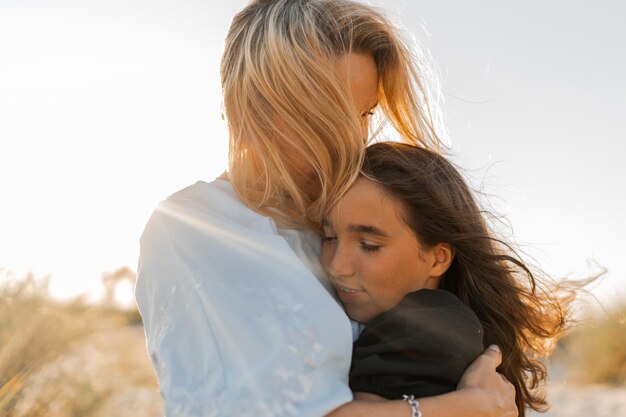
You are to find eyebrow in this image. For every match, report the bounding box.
[347,224,390,238]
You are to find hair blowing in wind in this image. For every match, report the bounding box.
[361,142,597,416]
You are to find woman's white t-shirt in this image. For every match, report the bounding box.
[135,179,355,417]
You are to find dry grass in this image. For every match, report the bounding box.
[552,300,626,385]
[0,271,162,417]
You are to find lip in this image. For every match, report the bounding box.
[335,285,363,302]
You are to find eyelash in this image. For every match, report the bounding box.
[361,111,375,117]
[322,235,381,253]
[360,242,381,253]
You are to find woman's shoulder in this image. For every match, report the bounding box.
[138,179,322,279]
[159,179,277,234]
[166,179,236,210]
[168,178,235,206]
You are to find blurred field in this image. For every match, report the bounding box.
[1,270,624,417]
[551,301,626,385]
[0,271,163,417]
[529,300,626,416]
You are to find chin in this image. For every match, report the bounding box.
[347,309,373,325]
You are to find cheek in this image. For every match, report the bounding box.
[360,256,407,309]
[366,256,416,310]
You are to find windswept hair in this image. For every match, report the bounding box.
[221,0,441,228]
[361,142,586,416]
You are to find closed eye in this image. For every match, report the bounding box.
[360,242,380,253]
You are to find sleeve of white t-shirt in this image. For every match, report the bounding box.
[135,182,354,417]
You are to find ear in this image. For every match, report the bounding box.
[429,243,454,278]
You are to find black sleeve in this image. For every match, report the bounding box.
[349,289,484,399]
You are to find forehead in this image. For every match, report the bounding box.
[328,177,406,229]
[334,53,379,110]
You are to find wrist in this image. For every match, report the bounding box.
[418,389,486,417]
[456,387,495,417]
[402,395,423,417]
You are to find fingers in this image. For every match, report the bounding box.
[482,344,503,368]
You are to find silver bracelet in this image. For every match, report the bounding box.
[402,394,423,417]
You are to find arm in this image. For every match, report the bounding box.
[326,346,517,417]
[135,209,228,417]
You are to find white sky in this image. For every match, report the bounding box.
[1,0,624,306]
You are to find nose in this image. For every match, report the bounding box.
[325,243,355,279]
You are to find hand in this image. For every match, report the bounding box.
[457,345,518,417]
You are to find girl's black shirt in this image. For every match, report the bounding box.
[349,289,484,399]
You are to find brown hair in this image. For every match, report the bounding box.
[361,142,579,416]
[221,0,441,228]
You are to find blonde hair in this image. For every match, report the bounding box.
[221,0,441,229]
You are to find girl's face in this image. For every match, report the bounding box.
[320,177,446,323]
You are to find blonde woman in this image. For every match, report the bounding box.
[135,1,517,416]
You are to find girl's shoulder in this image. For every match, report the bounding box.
[398,289,482,332]
[357,289,484,349]
[401,288,472,310]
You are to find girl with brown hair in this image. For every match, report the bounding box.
[322,142,573,417]
[136,1,517,416]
